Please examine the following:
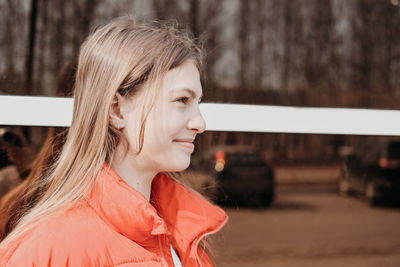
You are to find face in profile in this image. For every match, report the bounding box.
[117,60,206,173]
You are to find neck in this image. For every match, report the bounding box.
[110,146,157,201]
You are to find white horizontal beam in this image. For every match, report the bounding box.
[200,103,400,136]
[1,96,400,136]
[0,96,74,127]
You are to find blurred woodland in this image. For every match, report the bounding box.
[1,0,400,163]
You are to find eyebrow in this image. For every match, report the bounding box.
[172,88,203,100]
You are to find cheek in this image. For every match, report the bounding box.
[143,110,169,149]
[151,105,173,138]
[144,104,186,152]
[167,108,187,132]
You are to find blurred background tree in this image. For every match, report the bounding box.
[1,0,400,163]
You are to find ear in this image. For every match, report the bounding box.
[109,93,126,130]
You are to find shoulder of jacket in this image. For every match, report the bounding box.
[4,205,159,266]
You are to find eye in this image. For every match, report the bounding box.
[177,97,190,104]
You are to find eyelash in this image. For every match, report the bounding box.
[177,97,190,104]
[176,97,202,105]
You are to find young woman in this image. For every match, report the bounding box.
[0,17,228,266]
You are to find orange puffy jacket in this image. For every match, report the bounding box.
[0,164,228,266]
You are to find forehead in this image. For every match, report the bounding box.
[161,60,202,96]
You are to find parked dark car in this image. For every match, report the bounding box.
[339,140,400,205]
[191,145,275,207]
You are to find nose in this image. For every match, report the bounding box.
[187,108,206,134]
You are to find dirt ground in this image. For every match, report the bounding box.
[212,187,400,267]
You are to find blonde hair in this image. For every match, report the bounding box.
[1,17,203,247]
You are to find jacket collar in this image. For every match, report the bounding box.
[151,171,228,260]
[87,163,228,251]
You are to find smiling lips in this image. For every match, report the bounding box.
[173,138,195,152]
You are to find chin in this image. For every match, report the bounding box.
[165,156,191,172]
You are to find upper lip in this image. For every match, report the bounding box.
[174,138,195,143]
